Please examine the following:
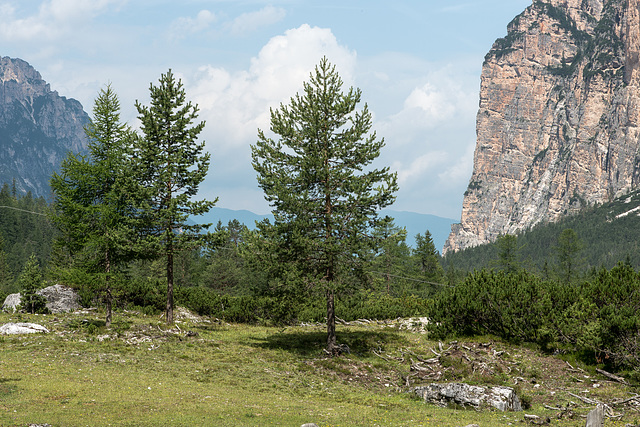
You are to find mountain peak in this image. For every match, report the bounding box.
[0,57,89,197]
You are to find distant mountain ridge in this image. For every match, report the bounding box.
[194,208,456,252]
[0,57,89,197]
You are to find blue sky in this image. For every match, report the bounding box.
[0,0,531,219]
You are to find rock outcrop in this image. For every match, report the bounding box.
[414,383,522,411]
[445,0,640,252]
[2,284,80,313]
[0,57,89,197]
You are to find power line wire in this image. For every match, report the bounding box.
[0,205,49,217]
[369,271,452,287]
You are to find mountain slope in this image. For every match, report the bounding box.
[446,0,640,253]
[0,57,89,197]
[443,188,640,273]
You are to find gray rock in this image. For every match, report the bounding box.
[2,292,21,312]
[586,404,604,427]
[1,284,80,314]
[414,383,522,411]
[0,322,49,335]
[301,424,319,427]
[37,284,80,313]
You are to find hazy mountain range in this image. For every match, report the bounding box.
[194,208,456,252]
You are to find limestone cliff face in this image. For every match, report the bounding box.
[0,57,89,197]
[445,0,640,253]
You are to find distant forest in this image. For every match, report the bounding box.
[0,181,54,291]
[442,188,640,279]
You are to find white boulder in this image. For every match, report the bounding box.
[2,284,80,313]
[0,322,49,335]
[414,383,522,411]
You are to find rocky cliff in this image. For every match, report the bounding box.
[445,0,640,253]
[0,57,89,197]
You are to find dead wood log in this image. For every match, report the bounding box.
[613,394,640,406]
[568,392,601,405]
[596,368,628,385]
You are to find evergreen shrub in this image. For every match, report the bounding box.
[428,264,640,369]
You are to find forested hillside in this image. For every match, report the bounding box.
[442,188,640,278]
[0,181,54,295]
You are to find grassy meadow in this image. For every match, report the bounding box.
[0,309,637,426]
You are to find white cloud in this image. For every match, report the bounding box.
[394,151,449,185]
[0,0,124,41]
[188,24,356,151]
[368,62,479,216]
[181,24,357,212]
[169,9,217,41]
[396,76,476,131]
[438,143,476,188]
[404,83,457,123]
[229,5,286,36]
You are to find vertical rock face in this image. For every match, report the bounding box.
[445,0,640,253]
[0,57,89,197]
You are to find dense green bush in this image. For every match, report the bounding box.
[119,277,165,313]
[429,264,640,369]
[174,285,430,325]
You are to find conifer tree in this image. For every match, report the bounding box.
[134,70,217,324]
[371,218,411,294]
[50,84,136,326]
[414,230,444,285]
[18,254,46,314]
[555,228,584,283]
[252,58,398,354]
[0,235,11,291]
[495,234,520,274]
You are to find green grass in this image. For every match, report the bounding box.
[0,310,634,426]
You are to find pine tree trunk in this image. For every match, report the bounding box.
[105,289,112,328]
[105,249,112,328]
[166,250,174,324]
[326,289,337,355]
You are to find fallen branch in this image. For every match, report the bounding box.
[543,404,562,411]
[565,360,588,376]
[596,368,628,385]
[372,349,390,362]
[568,392,600,405]
[409,359,432,373]
[612,394,640,406]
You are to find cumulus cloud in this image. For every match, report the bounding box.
[0,0,123,41]
[394,151,449,186]
[228,5,286,36]
[169,10,217,41]
[182,24,357,212]
[438,143,476,188]
[371,63,479,216]
[188,24,356,151]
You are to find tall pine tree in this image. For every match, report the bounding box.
[134,70,217,324]
[50,85,136,326]
[252,58,398,354]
